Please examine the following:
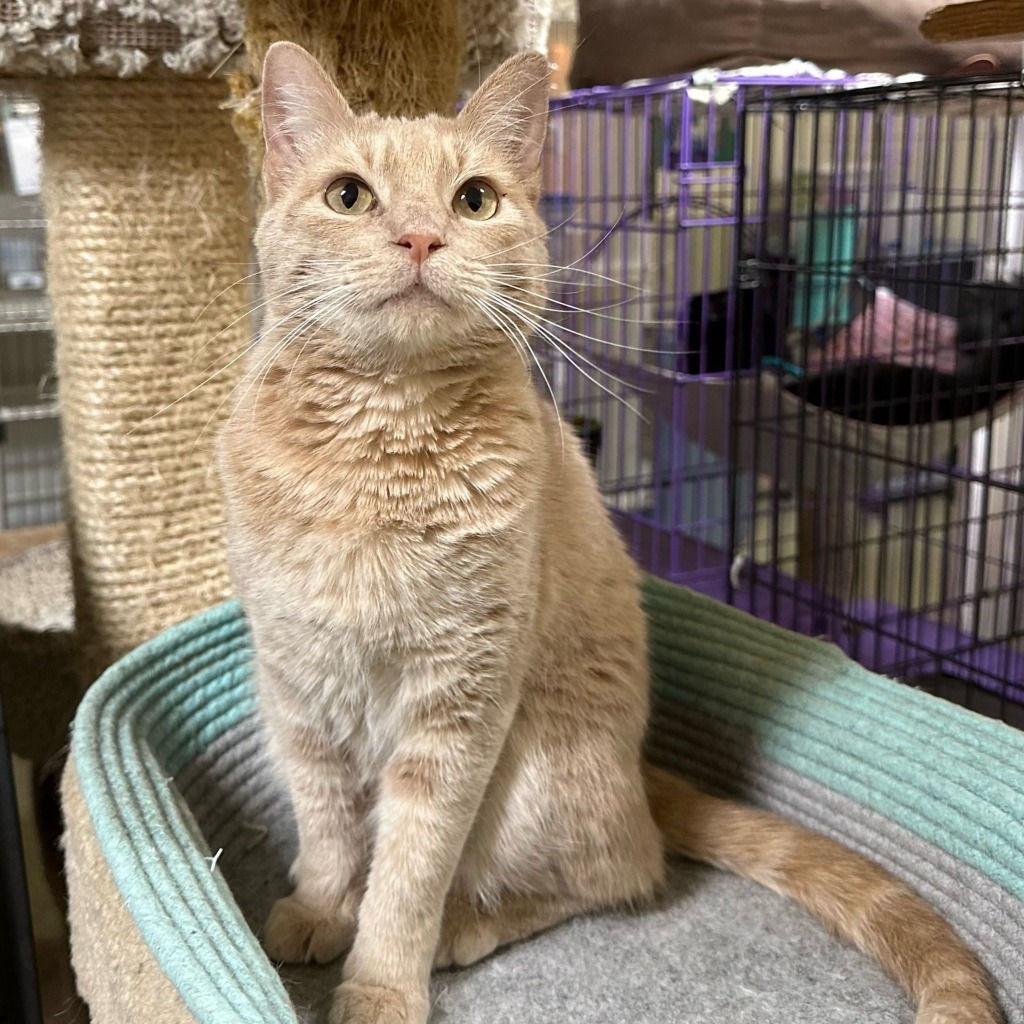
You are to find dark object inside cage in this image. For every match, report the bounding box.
[736,74,1024,719]
[570,415,603,465]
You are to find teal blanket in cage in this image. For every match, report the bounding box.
[62,579,1024,1024]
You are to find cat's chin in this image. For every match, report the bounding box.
[365,289,489,353]
[332,303,489,367]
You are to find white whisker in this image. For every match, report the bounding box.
[486,261,644,292]
[491,284,680,341]
[484,293,649,420]
[472,296,566,464]
[171,279,356,445]
[476,206,579,261]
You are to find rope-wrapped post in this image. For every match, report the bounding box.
[40,79,254,679]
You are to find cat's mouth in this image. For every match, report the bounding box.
[379,283,450,309]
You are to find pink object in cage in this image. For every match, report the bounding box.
[806,287,960,376]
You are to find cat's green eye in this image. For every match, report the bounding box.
[325,176,375,216]
[453,179,499,221]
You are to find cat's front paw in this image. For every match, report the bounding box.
[329,981,429,1024]
[434,908,499,968]
[263,894,356,964]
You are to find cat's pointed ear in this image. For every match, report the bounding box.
[459,52,551,173]
[260,41,352,192]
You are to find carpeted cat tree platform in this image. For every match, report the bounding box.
[62,579,1024,1024]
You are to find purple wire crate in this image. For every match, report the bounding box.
[539,71,1024,721]
[538,71,859,591]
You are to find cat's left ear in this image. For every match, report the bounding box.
[260,41,353,196]
[458,52,551,173]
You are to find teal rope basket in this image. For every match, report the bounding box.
[63,578,1024,1024]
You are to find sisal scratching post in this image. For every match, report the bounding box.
[41,79,254,680]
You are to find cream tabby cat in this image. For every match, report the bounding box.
[217,41,1001,1024]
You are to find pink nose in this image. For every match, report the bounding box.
[396,232,445,266]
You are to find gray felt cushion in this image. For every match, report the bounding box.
[179,714,913,1024]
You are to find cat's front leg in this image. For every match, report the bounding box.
[261,689,367,965]
[330,656,516,1024]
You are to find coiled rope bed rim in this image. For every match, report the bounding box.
[66,578,1024,1023]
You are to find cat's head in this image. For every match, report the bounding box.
[255,41,551,372]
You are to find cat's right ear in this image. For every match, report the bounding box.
[260,41,352,197]
[459,52,550,175]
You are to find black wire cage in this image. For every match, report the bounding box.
[735,74,1024,723]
